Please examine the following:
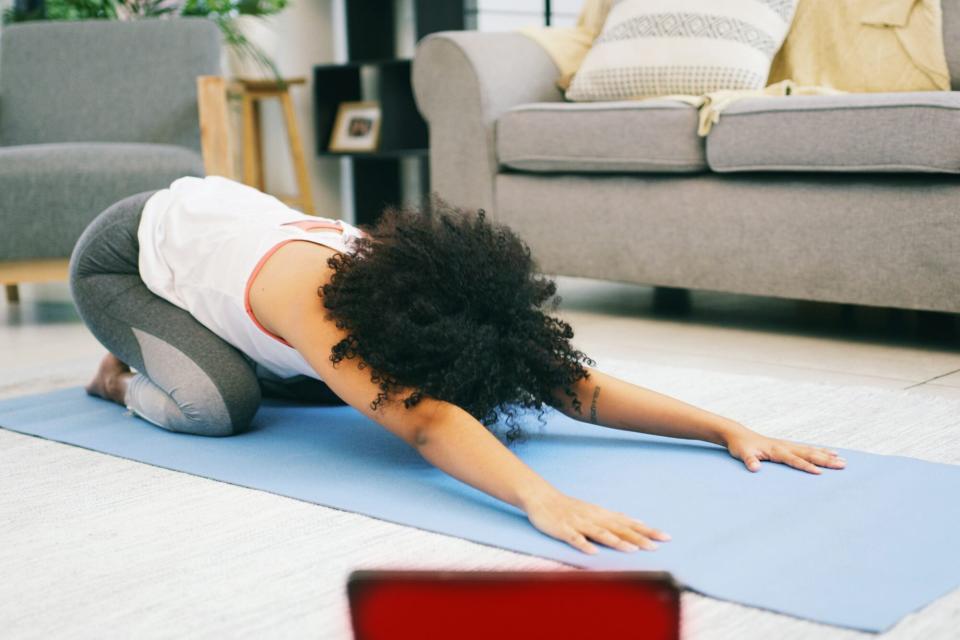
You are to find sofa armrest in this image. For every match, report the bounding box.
[413,31,562,213]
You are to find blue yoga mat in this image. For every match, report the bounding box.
[1,386,958,632]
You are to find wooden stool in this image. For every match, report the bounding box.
[233,77,315,214]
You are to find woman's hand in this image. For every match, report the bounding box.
[723,425,846,474]
[522,489,671,555]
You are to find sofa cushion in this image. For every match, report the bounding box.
[707,92,960,173]
[565,0,797,102]
[497,100,706,173]
[0,142,204,260]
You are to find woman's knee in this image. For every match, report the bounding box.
[165,382,261,437]
[169,412,248,438]
[125,328,263,437]
[174,372,260,438]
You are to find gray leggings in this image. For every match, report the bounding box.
[69,191,344,436]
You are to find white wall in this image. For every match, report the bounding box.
[470,0,573,30]
[252,0,345,219]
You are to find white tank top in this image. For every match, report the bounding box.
[137,176,366,380]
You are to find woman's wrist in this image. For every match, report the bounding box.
[515,480,562,513]
[707,418,752,447]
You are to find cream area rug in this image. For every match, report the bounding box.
[0,359,957,639]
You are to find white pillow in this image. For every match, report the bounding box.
[566,0,798,101]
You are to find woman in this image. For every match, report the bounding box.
[70,176,845,556]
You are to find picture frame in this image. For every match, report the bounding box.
[328,100,382,153]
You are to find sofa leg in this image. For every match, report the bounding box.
[4,284,19,304]
[652,286,691,315]
[916,309,957,342]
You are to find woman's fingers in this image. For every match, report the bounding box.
[821,448,846,468]
[563,527,598,555]
[529,494,669,556]
[806,448,846,469]
[618,527,659,550]
[790,445,846,470]
[781,452,821,474]
[623,518,672,543]
[605,522,658,550]
[567,515,671,554]
[735,441,846,476]
[582,524,641,552]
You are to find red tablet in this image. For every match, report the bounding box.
[348,570,681,640]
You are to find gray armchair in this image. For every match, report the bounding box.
[0,17,221,302]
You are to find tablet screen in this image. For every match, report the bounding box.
[348,570,680,640]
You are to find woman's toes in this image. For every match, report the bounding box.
[86,353,131,403]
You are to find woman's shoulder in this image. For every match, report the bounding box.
[247,240,340,343]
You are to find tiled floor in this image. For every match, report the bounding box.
[555,278,959,395]
[4,279,958,402]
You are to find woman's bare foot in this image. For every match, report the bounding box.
[85,353,133,406]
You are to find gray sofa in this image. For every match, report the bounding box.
[0,18,220,299]
[412,19,960,314]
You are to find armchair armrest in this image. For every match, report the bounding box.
[412,31,562,213]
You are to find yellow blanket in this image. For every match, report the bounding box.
[520,0,950,134]
[666,81,845,137]
[768,0,950,91]
[520,0,613,91]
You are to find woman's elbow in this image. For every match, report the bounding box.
[389,398,456,448]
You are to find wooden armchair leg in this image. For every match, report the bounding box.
[196,75,237,180]
[5,284,20,304]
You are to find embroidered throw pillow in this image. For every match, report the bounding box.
[566,0,798,101]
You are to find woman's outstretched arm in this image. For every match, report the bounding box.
[286,319,670,556]
[551,367,846,475]
[256,245,670,555]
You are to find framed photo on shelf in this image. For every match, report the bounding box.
[328,101,382,153]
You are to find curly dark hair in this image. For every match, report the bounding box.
[319,197,594,444]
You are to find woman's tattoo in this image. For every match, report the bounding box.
[589,386,601,423]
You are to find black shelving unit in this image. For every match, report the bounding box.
[313,0,466,226]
